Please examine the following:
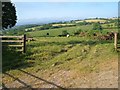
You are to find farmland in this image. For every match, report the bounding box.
[75,19,107,23]
[2,18,119,88]
[27,25,92,37]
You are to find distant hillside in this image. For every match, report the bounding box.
[16,18,78,26]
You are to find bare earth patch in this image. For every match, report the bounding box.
[2,58,118,89]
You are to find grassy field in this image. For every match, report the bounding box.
[2,23,118,88]
[27,25,117,37]
[2,36,118,88]
[52,23,75,26]
[3,24,118,73]
[26,25,90,37]
[75,19,107,23]
[25,37,117,71]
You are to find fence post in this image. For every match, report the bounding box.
[114,32,118,50]
[23,34,26,53]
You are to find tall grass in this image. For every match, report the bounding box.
[2,47,29,72]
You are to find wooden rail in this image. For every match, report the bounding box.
[1,34,26,53]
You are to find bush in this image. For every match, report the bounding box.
[40,24,52,30]
[52,26,62,29]
[92,22,103,30]
[87,30,102,38]
[62,30,69,36]
[74,29,82,35]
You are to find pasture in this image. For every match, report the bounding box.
[27,25,117,37]
[75,19,107,23]
[2,22,118,88]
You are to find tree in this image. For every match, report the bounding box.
[114,20,118,27]
[41,24,52,30]
[74,29,82,35]
[2,1,17,29]
[92,22,102,30]
[62,30,69,36]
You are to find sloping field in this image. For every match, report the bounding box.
[27,25,92,37]
[85,19,106,23]
[2,22,118,88]
[52,23,75,26]
[76,19,107,23]
[2,36,118,88]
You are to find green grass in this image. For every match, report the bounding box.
[20,36,117,73]
[27,24,118,38]
[2,34,118,86]
[2,21,119,88]
[27,25,93,37]
[3,24,118,75]
[2,47,32,72]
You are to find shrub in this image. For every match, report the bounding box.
[62,30,69,36]
[40,24,52,30]
[87,30,102,38]
[74,29,82,35]
[92,22,103,30]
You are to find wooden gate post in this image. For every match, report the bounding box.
[114,32,118,50]
[23,34,26,53]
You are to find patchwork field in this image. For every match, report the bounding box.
[75,19,107,23]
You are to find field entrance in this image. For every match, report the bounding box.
[2,36,118,88]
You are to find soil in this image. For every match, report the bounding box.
[2,59,118,89]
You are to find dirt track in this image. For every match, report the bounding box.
[2,59,118,88]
